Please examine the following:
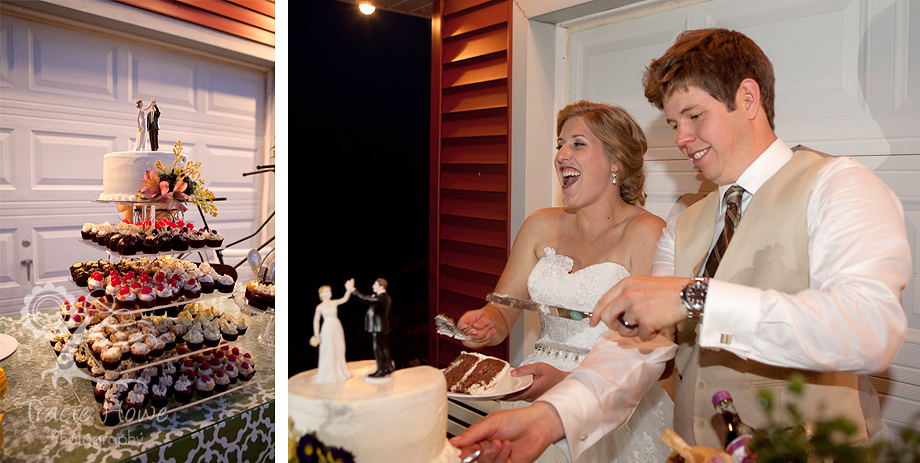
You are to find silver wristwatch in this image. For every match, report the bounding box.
[680,277,709,321]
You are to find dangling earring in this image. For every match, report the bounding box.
[611,171,617,185]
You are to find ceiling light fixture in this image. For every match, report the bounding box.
[359,3,375,15]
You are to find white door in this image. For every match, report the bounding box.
[0,14,270,317]
[559,0,920,436]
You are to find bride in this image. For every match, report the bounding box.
[457,101,674,463]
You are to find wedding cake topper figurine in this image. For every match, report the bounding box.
[311,280,354,384]
[350,277,395,381]
[147,97,160,151]
[133,98,155,152]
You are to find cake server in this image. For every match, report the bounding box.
[486,293,635,328]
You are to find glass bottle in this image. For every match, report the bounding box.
[712,390,756,463]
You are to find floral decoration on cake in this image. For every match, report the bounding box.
[138,141,217,216]
[289,418,355,463]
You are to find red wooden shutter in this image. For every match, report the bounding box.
[430,0,512,367]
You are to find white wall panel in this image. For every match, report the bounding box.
[30,130,112,189]
[29,23,117,99]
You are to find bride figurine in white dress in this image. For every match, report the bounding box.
[457,101,675,463]
[311,279,355,384]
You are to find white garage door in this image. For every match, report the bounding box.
[562,0,919,437]
[0,13,271,316]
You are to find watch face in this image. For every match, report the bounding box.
[683,281,707,309]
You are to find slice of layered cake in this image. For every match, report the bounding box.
[444,352,513,396]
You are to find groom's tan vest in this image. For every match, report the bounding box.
[672,147,878,448]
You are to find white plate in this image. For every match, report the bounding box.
[0,334,18,362]
[447,375,533,401]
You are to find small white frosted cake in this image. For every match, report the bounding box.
[100,151,176,201]
[289,360,460,463]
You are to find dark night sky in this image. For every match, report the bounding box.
[293,0,432,375]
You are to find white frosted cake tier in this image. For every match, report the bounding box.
[289,360,460,463]
[100,151,177,201]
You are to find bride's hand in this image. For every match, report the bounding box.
[501,363,568,402]
[458,309,498,348]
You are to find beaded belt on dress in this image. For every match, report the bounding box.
[533,342,589,364]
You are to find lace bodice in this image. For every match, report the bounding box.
[525,247,630,371]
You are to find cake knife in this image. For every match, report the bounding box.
[486,293,635,328]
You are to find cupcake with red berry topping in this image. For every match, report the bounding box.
[137,285,156,310]
[213,368,230,392]
[105,276,122,303]
[114,286,137,311]
[224,363,239,384]
[239,362,255,381]
[88,272,106,298]
[66,314,84,334]
[195,374,215,398]
[182,278,201,300]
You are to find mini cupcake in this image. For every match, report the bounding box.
[88,272,106,298]
[158,228,174,252]
[130,341,150,363]
[183,329,204,352]
[219,319,239,342]
[150,337,166,358]
[137,285,157,310]
[180,358,197,378]
[151,381,169,408]
[224,363,239,384]
[159,332,177,352]
[213,368,230,393]
[81,223,94,240]
[182,278,201,300]
[195,375,215,398]
[75,346,90,370]
[238,362,255,381]
[117,233,140,255]
[123,389,145,412]
[105,276,122,303]
[235,318,248,337]
[107,233,123,252]
[215,274,235,294]
[203,325,221,348]
[198,273,215,294]
[101,346,123,370]
[94,381,111,403]
[171,230,190,251]
[114,286,137,311]
[155,283,173,310]
[100,396,121,426]
[241,352,255,370]
[142,234,161,254]
[66,314,84,334]
[189,230,207,248]
[174,375,193,403]
[197,360,214,378]
[205,230,223,248]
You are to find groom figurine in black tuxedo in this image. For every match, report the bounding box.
[147,97,160,151]
[351,278,395,378]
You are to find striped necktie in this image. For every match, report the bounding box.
[703,185,745,278]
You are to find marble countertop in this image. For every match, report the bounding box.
[0,281,275,462]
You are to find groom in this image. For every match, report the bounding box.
[350,278,395,378]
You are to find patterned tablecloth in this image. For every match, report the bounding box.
[0,281,275,462]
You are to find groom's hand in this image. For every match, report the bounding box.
[590,276,688,341]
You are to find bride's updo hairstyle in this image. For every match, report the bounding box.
[556,101,649,206]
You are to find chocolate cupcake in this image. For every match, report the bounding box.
[190,231,206,248]
[216,274,235,294]
[114,286,137,311]
[137,286,157,310]
[158,231,173,252]
[99,400,121,426]
[171,232,190,251]
[173,375,193,403]
[195,375,215,398]
[107,233,123,252]
[142,234,161,254]
[81,223,94,240]
[213,369,230,393]
[117,233,139,255]
[151,382,169,408]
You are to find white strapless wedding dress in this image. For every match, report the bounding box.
[501,247,675,463]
